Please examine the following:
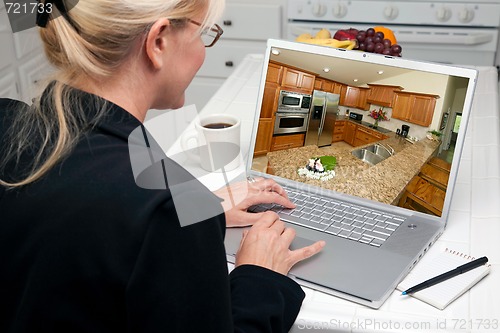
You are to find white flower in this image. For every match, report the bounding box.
[297,167,336,181]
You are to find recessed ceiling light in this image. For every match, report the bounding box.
[378,70,384,75]
[323,67,330,73]
[353,79,358,82]
[271,49,280,55]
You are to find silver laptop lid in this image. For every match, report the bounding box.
[247,39,478,227]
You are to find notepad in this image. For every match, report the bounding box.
[397,247,491,310]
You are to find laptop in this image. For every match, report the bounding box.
[224,39,478,309]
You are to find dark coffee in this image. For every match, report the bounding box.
[203,122,233,129]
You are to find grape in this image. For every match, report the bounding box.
[355,27,401,57]
[391,44,402,54]
[356,32,366,43]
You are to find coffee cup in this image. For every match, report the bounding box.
[181,114,241,172]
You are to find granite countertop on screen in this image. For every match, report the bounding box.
[267,134,440,205]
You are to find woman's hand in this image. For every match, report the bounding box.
[235,211,325,275]
[214,177,296,228]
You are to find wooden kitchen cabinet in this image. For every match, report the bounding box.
[254,81,279,156]
[343,121,357,146]
[366,84,403,107]
[314,78,345,95]
[267,62,283,85]
[340,86,370,110]
[254,119,274,155]
[314,78,334,92]
[353,125,388,146]
[392,91,439,127]
[271,133,305,151]
[281,67,315,93]
[332,120,345,142]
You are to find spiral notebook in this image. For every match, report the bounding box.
[397,248,491,310]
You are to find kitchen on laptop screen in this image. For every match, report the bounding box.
[251,46,471,217]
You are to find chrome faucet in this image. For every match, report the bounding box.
[379,143,395,155]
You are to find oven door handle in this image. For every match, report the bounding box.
[395,32,493,46]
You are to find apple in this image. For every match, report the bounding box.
[333,27,359,41]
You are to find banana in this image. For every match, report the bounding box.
[295,36,357,50]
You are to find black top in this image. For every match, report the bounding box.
[0,90,305,333]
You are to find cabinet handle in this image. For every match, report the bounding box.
[225,61,234,67]
[223,20,232,26]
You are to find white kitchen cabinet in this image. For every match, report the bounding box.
[0,72,19,100]
[187,0,284,111]
[0,6,53,105]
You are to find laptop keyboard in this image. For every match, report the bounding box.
[249,185,406,248]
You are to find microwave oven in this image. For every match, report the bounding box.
[278,90,312,113]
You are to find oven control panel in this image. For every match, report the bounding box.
[288,0,500,28]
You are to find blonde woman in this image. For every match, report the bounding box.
[0,0,324,332]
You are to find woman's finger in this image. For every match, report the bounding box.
[288,241,326,266]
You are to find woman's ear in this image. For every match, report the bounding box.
[144,18,171,70]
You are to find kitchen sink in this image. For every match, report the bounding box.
[364,144,393,159]
[351,144,393,166]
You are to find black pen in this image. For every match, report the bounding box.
[402,256,488,295]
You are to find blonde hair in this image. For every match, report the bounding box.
[0,0,225,188]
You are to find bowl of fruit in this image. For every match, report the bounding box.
[296,26,402,57]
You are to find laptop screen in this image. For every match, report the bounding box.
[250,40,477,220]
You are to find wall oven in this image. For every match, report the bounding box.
[274,112,309,134]
[287,0,500,66]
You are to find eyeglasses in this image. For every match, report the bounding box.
[188,19,224,48]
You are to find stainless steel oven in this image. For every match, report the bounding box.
[274,112,309,134]
[287,0,500,66]
[278,90,312,112]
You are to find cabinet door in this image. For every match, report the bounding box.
[408,95,436,127]
[267,63,283,84]
[0,71,19,100]
[260,82,279,118]
[322,80,333,93]
[282,67,314,92]
[198,40,266,78]
[300,73,315,91]
[344,122,357,146]
[282,68,300,88]
[314,78,323,90]
[332,82,344,95]
[254,119,274,156]
[392,93,411,121]
[332,121,345,142]
[342,86,360,107]
[218,3,281,40]
[357,88,370,110]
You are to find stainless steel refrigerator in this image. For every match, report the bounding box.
[304,90,340,147]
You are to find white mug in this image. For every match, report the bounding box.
[181,114,241,172]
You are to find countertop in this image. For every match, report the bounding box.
[267,134,440,205]
[150,54,500,332]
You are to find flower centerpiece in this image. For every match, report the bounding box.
[297,156,336,181]
[369,107,389,128]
